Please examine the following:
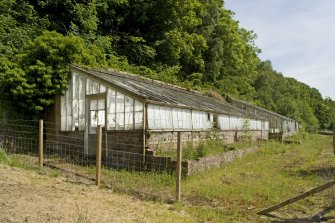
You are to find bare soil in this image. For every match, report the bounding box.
[0,164,193,223]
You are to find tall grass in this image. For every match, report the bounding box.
[157,139,256,161]
[0,148,57,176]
[1,133,333,222]
[180,134,335,222]
[101,168,176,202]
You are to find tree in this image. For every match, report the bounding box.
[0,31,107,116]
[199,7,260,100]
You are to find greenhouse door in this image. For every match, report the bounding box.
[86,96,106,155]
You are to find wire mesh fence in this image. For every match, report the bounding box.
[0,118,178,201]
[0,117,334,208]
[0,118,260,202]
[0,119,39,166]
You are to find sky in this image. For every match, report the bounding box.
[225,0,335,100]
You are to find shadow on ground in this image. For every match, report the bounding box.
[297,166,335,179]
[266,203,335,223]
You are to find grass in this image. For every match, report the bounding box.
[179,133,335,222]
[101,133,335,222]
[0,147,59,177]
[1,133,334,222]
[101,168,176,202]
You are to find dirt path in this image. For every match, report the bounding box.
[0,164,192,223]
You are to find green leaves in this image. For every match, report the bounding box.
[253,61,333,131]
[0,0,332,129]
[0,29,108,116]
[155,30,207,74]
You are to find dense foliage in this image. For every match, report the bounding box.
[0,0,334,130]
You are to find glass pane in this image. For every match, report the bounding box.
[177,109,182,128]
[134,111,143,129]
[172,108,178,129]
[154,119,160,129]
[181,110,186,129]
[108,88,116,96]
[61,95,66,117]
[79,100,85,116]
[166,108,172,129]
[107,114,116,129]
[90,111,98,127]
[98,99,105,110]
[90,100,97,110]
[79,76,86,98]
[125,112,133,130]
[116,113,124,130]
[222,116,230,130]
[147,118,154,129]
[97,110,105,126]
[66,116,73,131]
[78,118,85,131]
[66,90,72,114]
[116,93,124,112]
[73,101,79,119]
[160,109,166,129]
[61,116,66,131]
[191,112,196,129]
[100,84,106,93]
[250,120,256,130]
[108,92,116,114]
[73,75,79,100]
[93,81,99,94]
[186,110,191,129]
[154,106,160,129]
[147,104,154,120]
[125,96,134,123]
[135,100,143,112]
[86,79,92,95]
[202,113,207,129]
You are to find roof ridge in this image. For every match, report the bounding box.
[70,65,268,120]
[82,66,202,95]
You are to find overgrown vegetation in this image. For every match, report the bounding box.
[1,134,334,222]
[113,134,335,222]
[157,139,242,160]
[185,134,334,221]
[0,148,56,176]
[0,0,334,129]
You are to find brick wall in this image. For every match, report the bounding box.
[44,128,86,162]
[103,130,144,169]
[105,130,144,154]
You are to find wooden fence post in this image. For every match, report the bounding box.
[96,125,102,186]
[176,131,182,202]
[39,119,43,168]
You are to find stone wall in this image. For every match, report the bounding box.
[185,146,260,175]
[143,146,260,176]
[146,130,267,153]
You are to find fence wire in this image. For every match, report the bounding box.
[0,117,334,208]
[0,119,39,165]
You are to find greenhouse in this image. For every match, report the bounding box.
[225,95,299,135]
[46,65,293,158]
